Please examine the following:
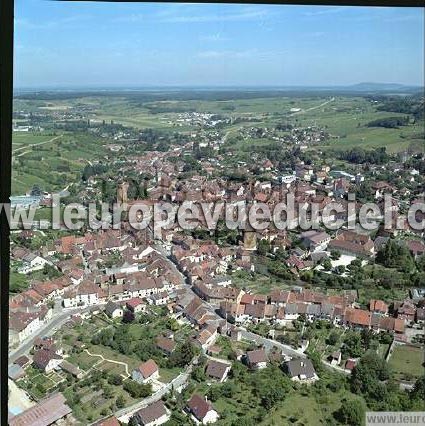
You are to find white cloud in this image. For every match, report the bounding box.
[303,7,348,17]
[198,48,286,61]
[15,15,91,30]
[115,7,273,24]
[200,32,229,42]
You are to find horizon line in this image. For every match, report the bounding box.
[13,82,425,93]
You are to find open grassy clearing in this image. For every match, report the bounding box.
[378,343,391,359]
[388,344,424,382]
[66,351,99,371]
[357,284,409,308]
[12,132,57,149]
[231,269,294,295]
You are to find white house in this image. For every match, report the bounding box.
[205,360,231,383]
[126,298,145,314]
[9,308,52,346]
[285,359,318,383]
[33,348,63,373]
[148,291,169,306]
[187,394,219,424]
[18,253,50,274]
[246,349,267,370]
[63,282,99,308]
[104,301,123,319]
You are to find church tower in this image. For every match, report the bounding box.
[243,222,257,251]
[117,181,129,205]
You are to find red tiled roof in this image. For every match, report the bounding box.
[156,336,176,353]
[138,359,158,379]
[126,298,143,309]
[240,294,255,305]
[345,359,357,371]
[345,308,371,327]
[93,416,120,426]
[369,299,388,313]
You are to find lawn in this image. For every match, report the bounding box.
[85,344,140,372]
[9,271,29,294]
[298,96,425,154]
[97,360,128,376]
[306,325,346,359]
[159,366,181,383]
[231,269,293,295]
[54,312,188,380]
[66,351,100,371]
[358,288,409,309]
[12,132,56,149]
[263,394,327,425]
[388,344,424,382]
[183,362,362,426]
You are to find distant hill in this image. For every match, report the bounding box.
[345,82,422,93]
[14,82,423,100]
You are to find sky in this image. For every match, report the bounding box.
[14,1,425,88]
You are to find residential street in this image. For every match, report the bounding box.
[115,361,195,424]
[239,329,307,359]
[9,304,89,363]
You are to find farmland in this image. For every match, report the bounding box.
[12,131,108,194]
[11,91,424,196]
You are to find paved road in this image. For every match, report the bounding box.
[289,97,335,116]
[322,361,350,376]
[115,362,194,423]
[9,305,89,363]
[239,329,307,359]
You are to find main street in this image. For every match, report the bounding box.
[9,303,91,363]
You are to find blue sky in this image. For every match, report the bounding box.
[14,1,424,88]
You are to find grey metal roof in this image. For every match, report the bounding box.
[285,358,316,379]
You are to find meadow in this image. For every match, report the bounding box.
[388,344,424,382]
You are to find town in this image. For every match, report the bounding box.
[8,89,425,426]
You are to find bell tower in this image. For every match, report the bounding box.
[117,181,129,205]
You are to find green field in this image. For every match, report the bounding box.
[262,392,349,426]
[388,344,424,382]
[12,131,109,194]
